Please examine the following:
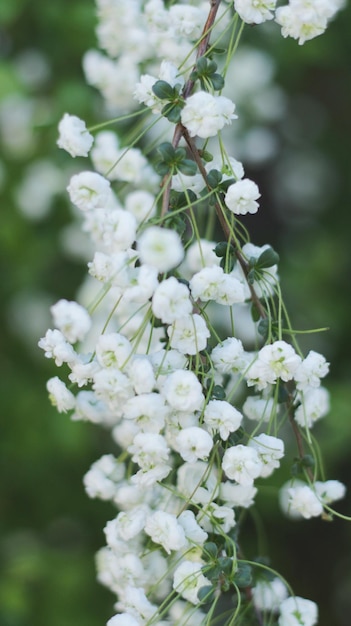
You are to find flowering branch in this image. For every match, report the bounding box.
[40,1,349,626]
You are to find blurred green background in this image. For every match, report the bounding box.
[1,1,350,625]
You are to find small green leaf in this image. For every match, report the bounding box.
[210,73,225,90]
[162,103,182,123]
[201,150,213,163]
[157,142,175,162]
[218,556,233,576]
[178,159,197,176]
[202,542,218,560]
[258,318,269,338]
[207,168,222,188]
[234,562,252,588]
[220,256,235,273]
[256,247,280,269]
[214,241,229,257]
[152,80,176,100]
[196,56,208,73]
[211,385,226,400]
[251,303,260,322]
[302,454,315,468]
[197,585,215,603]
[155,161,171,176]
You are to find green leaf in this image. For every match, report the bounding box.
[152,80,176,100]
[202,564,221,581]
[211,385,226,400]
[207,169,222,188]
[256,247,280,269]
[201,150,213,163]
[234,562,252,588]
[214,241,229,257]
[196,56,208,74]
[162,103,182,123]
[197,585,215,603]
[218,556,233,576]
[202,542,218,560]
[210,73,225,91]
[302,454,315,468]
[157,142,175,162]
[258,318,269,338]
[178,159,197,176]
[220,256,235,273]
[154,161,171,176]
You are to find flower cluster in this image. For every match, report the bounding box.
[41,1,347,625]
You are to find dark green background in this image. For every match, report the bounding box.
[1,1,350,624]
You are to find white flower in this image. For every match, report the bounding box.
[46,376,75,413]
[246,340,301,389]
[222,444,263,485]
[177,461,219,505]
[225,178,261,215]
[167,313,210,355]
[128,432,170,470]
[123,393,168,433]
[57,113,93,157]
[90,130,120,178]
[95,332,132,369]
[67,171,111,211]
[175,426,213,462]
[178,510,208,546]
[93,368,134,411]
[184,239,220,276]
[278,596,318,626]
[106,507,148,543]
[252,577,288,612]
[197,503,236,534]
[294,350,329,391]
[68,355,100,388]
[152,277,192,324]
[211,337,245,374]
[172,172,205,196]
[173,561,210,605]
[234,0,277,24]
[219,482,257,508]
[205,155,245,182]
[71,390,109,424]
[181,91,237,139]
[279,480,323,519]
[38,329,76,366]
[114,586,157,622]
[242,394,275,423]
[83,454,124,501]
[84,208,137,253]
[190,265,245,305]
[169,4,207,39]
[203,399,243,441]
[161,369,204,412]
[248,433,284,477]
[125,190,156,224]
[145,511,187,554]
[314,480,346,505]
[275,1,327,45]
[137,226,184,272]
[294,386,330,428]
[50,299,91,344]
[126,356,156,394]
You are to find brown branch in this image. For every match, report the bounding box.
[161,0,223,217]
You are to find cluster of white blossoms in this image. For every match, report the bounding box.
[41,1,348,625]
